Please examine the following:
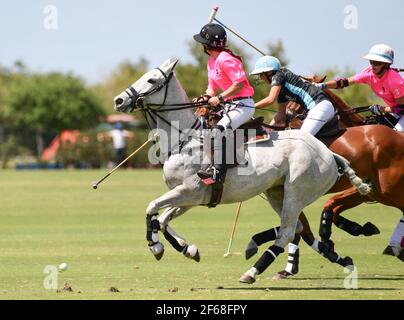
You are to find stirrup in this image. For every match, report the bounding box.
[198,166,224,185]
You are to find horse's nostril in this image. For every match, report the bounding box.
[115,98,123,105]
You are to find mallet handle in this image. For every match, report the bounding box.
[207,6,219,23]
[226,202,243,253]
[92,136,154,188]
[213,18,266,56]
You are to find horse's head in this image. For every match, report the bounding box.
[114,58,179,113]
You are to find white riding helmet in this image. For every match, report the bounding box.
[250,56,281,75]
[362,44,394,64]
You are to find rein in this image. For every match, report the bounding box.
[124,67,205,149]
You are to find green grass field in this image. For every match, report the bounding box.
[0,169,403,300]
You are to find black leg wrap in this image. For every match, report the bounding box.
[318,241,340,263]
[319,210,333,241]
[252,227,280,246]
[335,216,363,236]
[146,215,153,242]
[336,256,354,268]
[163,230,185,253]
[253,245,284,274]
[151,219,160,233]
[146,214,159,243]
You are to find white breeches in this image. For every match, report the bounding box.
[301,100,335,136]
[217,98,255,130]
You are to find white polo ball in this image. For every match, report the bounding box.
[59,262,68,272]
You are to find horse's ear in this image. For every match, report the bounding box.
[160,58,179,73]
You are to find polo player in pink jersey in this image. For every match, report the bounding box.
[320,44,404,131]
[320,44,404,261]
[193,23,255,185]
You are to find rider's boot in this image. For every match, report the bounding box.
[198,125,228,185]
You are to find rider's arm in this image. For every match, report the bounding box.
[322,77,355,90]
[255,85,282,109]
[208,82,244,106]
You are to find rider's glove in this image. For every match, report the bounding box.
[369,105,384,116]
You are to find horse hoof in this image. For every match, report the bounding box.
[245,240,258,260]
[363,222,380,236]
[342,257,354,270]
[193,250,201,262]
[239,274,256,284]
[272,270,294,280]
[398,250,404,262]
[184,245,200,262]
[239,267,258,284]
[382,245,396,256]
[383,245,404,261]
[149,242,164,261]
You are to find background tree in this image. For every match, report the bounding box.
[5,72,105,158]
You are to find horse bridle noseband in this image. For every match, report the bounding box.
[125,67,174,113]
[123,67,203,152]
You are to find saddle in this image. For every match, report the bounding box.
[196,106,270,208]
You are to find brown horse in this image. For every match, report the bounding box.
[247,89,404,277]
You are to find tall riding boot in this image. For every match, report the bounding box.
[198,125,228,184]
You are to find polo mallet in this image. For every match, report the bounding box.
[207,6,219,23]
[92,136,154,189]
[209,7,266,56]
[224,202,243,258]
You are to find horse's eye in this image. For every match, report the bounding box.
[148,79,156,84]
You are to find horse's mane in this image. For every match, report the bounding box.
[324,89,365,127]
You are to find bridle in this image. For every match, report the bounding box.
[123,66,206,151]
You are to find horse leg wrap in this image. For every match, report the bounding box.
[163,227,186,253]
[319,210,333,241]
[146,214,160,245]
[285,244,300,275]
[253,245,284,274]
[318,241,340,263]
[335,216,363,236]
[252,227,280,246]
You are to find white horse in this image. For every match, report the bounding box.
[113,59,369,283]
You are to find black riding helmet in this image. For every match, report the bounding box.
[193,23,227,49]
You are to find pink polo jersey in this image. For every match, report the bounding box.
[353,66,404,108]
[207,51,254,100]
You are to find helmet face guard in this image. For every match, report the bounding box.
[193,23,227,49]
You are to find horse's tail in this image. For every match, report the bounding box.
[332,153,372,195]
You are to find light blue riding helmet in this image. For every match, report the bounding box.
[250,56,281,75]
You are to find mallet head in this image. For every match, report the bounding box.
[92,183,98,189]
